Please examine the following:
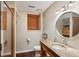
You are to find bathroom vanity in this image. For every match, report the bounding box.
[40,11,79,57]
[40,39,59,57]
[40,39,79,57]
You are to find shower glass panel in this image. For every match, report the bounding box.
[1,2,12,56]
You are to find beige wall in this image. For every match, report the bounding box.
[43,1,79,49]
[16,12,42,52]
[43,1,67,41]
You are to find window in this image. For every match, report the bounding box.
[2,11,7,30]
[28,14,40,30]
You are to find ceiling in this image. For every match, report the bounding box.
[5,1,15,8]
[15,1,54,14]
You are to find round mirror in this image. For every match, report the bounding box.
[56,12,79,37]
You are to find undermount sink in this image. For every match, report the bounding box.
[51,42,66,50]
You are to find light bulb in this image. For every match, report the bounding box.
[61,8,64,11]
[69,3,73,7]
[56,10,59,14]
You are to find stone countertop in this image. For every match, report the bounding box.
[40,39,79,57]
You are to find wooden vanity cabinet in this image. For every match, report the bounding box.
[40,41,59,57]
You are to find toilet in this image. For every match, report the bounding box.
[34,45,40,57]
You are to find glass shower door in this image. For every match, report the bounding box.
[1,1,15,57]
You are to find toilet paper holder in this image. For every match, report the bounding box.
[26,38,30,44]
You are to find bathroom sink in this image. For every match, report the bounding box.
[51,42,66,50]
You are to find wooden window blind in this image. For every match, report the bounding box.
[2,11,7,30]
[28,14,40,30]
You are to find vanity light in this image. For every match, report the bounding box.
[68,1,75,7]
[69,3,73,7]
[64,1,74,10]
[56,10,59,14]
[55,1,75,15]
[60,7,65,11]
[56,7,65,14]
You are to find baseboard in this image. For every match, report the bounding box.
[16,49,34,54]
[16,50,35,57]
[3,49,34,56]
[2,52,11,57]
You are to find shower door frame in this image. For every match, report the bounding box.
[1,1,16,57]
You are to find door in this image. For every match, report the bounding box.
[1,1,15,57]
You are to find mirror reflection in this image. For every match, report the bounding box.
[56,12,79,37]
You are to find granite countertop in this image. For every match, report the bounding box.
[41,39,79,57]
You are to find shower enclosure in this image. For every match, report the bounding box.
[1,1,15,57]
